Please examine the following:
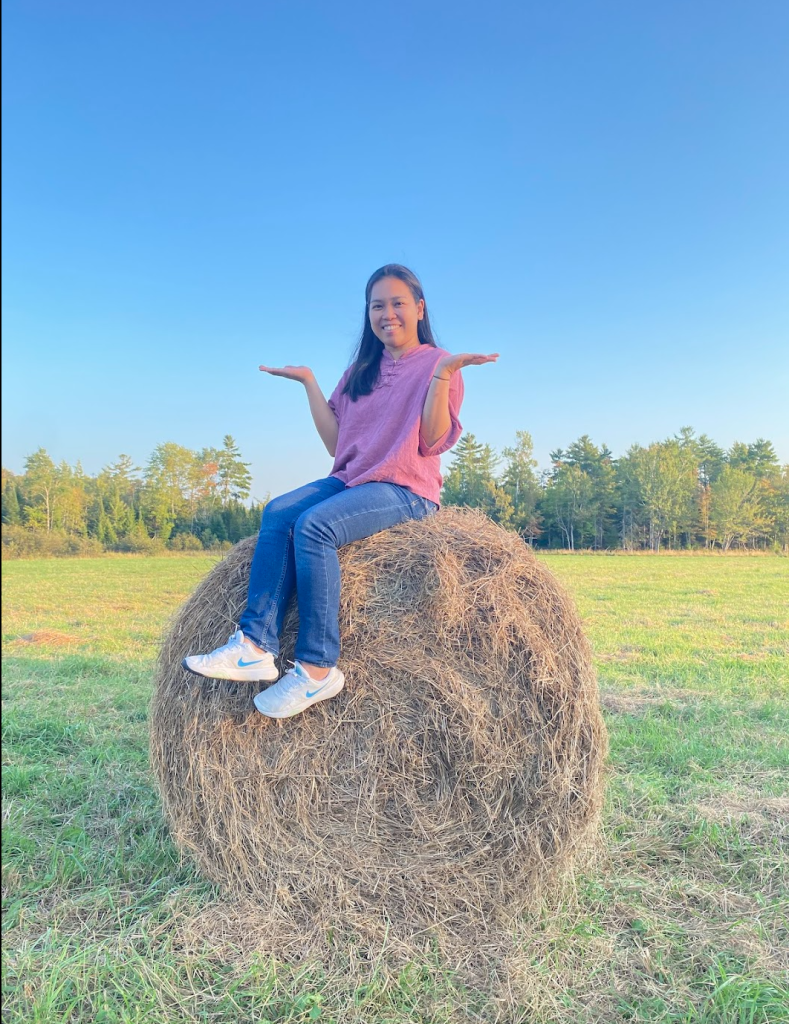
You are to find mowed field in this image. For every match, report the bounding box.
[2,553,788,1024]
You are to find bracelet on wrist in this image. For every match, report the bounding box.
[432,374,451,381]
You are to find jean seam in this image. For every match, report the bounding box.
[322,531,329,662]
[259,523,293,651]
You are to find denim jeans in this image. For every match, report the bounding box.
[238,478,438,667]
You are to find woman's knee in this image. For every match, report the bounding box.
[294,506,336,546]
[262,488,311,528]
[255,499,297,540]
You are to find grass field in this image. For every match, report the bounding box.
[2,553,788,1023]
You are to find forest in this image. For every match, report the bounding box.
[2,428,787,557]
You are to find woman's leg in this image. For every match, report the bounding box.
[238,477,345,654]
[184,478,346,682]
[292,482,437,668]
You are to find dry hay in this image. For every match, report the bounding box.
[150,507,607,960]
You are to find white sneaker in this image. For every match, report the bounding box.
[253,661,345,719]
[182,630,279,682]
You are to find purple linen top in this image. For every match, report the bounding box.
[327,344,464,505]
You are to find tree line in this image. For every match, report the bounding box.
[2,428,788,557]
[442,428,788,551]
[2,436,264,558]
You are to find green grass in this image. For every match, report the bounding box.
[3,553,788,1023]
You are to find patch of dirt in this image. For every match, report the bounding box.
[14,630,81,647]
[599,690,696,715]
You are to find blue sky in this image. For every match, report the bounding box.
[3,0,787,502]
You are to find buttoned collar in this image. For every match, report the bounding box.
[381,343,434,364]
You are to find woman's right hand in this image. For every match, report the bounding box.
[259,365,315,385]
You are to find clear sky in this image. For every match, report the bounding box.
[3,0,788,503]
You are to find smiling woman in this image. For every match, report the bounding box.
[181,264,498,720]
[369,276,425,349]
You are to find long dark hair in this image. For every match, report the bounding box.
[342,264,438,400]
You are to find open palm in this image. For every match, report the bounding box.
[259,364,315,384]
[434,352,499,376]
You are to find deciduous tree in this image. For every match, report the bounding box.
[501,431,542,540]
[22,448,59,532]
[709,467,766,550]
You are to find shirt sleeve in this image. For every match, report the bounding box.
[327,370,349,423]
[418,370,464,457]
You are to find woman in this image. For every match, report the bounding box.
[183,264,498,718]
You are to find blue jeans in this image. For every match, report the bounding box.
[238,478,437,667]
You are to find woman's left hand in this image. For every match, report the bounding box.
[434,353,499,377]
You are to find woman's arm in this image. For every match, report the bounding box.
[420,352,499,448]
[259,365,340,457]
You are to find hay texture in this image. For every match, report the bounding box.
[151,507,607,950]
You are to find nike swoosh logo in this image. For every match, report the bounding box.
[305,679,333,699]
[238,657,265,667]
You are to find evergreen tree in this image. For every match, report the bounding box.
[104,454,141,504]
[96,495,118,545]
[696,435,727,486]
[441,434,499,508]
[748,439,780,478]
[208,509,229,544]
[216,435,252,504]
[615,451,643,550]
[108,488,135,539]
[560,436,617,548]
[128,508,152,548]
[99,456,141,540]
[675,427,726,486]
[729,439,779,479]
[478,480,514,527]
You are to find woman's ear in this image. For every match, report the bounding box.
[417,299,425,320]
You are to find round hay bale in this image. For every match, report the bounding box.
[150,507,607,947]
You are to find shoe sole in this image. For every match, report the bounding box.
[254,675,345,718]
[181,659,279,683]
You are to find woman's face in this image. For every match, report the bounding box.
[368,276,424,357]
